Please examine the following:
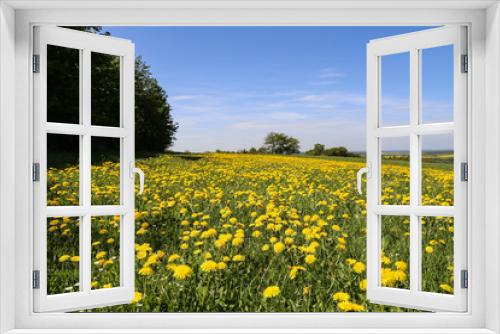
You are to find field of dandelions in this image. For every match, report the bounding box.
[46,153,454,312]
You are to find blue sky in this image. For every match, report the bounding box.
[105,26,453,152]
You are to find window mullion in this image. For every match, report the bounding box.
[80,48,92,293]
[409,48,421,293]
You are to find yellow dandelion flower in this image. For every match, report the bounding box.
[395,261,408,271]
[305,254,316,265]
[337,301,365,312]
[262,286,280,299]
[439,284,454,293]
[289,266,305,280]
[352,262,366,274]
[232,254,245,262]
[273,242,286,254]
[138,266,153,276]
[359,279,367,291]
[332,292,350,302]
[200,260,218,273]
[58,255,70,262]
[173,264,192,280]
[131,291,143,304]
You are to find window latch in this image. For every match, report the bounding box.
[130,162,145,194]
[356,162,371,195]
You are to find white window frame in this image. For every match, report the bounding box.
[0,1,499,333]
[32,26,136,312]
[365,26,468,312]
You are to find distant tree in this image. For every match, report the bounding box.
[306,143,325,156]
[257,147,268,153]
[324,146,359,157]
[249,147,258,154]
[263,132,300,155]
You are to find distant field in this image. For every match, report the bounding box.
[296,151,453,171]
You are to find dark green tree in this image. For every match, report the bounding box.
[262,132,300,155]
[306,143,325,156]
[49,26,177,156]
[324,146,358,157]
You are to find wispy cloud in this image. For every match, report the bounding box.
[169,95,203,101]
[308,68,345,86]
[318,68,344,79]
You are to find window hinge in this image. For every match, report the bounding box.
[461,54,468,73]
[32,270,40,289]
[32,54,40,73]
[461,269,468,289]
[32,163,40,182]
[461,162,468,182]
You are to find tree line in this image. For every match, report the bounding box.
[234,132,358,157]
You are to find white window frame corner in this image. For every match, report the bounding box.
[0,1,499,333]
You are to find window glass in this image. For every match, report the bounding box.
[47,45,80,124]
[47,134,80,206]
[421,45,454,124]
[91,215,121,290]
[380,137,410,205]
[421,134,454,206]
[91,52,121,127]
[380,216,410,290]
[421,216,454,294]
[91,137,121,206]
[47,216,80,294]
[380,52,410,127]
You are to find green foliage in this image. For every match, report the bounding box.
[262,132,300,155]
[305,144,325,156]
[50,26,177,155]
[306,144,358,157]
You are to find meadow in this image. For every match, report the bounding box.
[46,153,455,312]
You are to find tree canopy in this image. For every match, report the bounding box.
[49,26,177,157]
[306,144,358,157]
[262,132,300,155]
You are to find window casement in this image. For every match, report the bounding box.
[32,26,142,312]
[364,26,468,312]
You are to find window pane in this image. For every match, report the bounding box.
[47,216,80,294]
[380,216,410,290]
[47,45,80,124]
[91,137,121,205]
[380,52,410,127]
[380,137,410,205]
[91,215,121,290]
[421,216,454,294]
[421,45,454,124]
[91,52,121,127]
[421,134,454,206]
[47,134,80,206]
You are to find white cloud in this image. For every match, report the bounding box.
[318,68,345,79]
[169,95,202,101]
